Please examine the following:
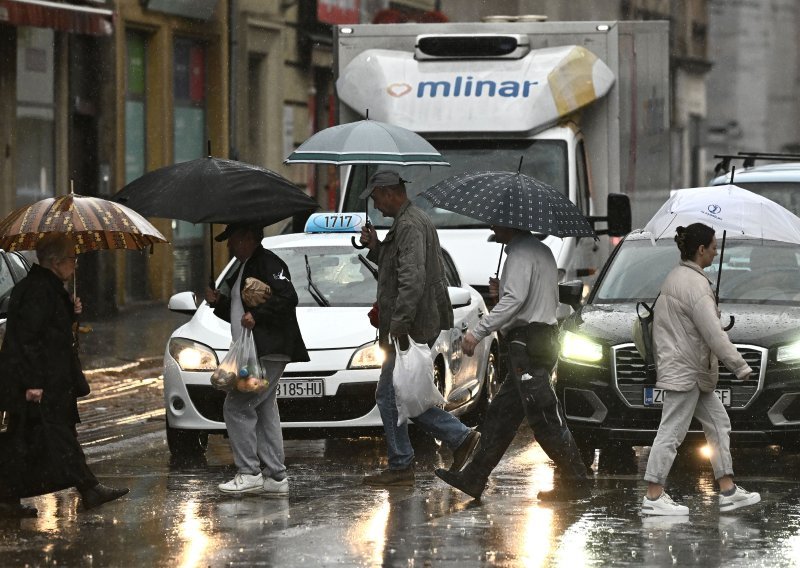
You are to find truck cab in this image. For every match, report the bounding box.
[334,21,669,303]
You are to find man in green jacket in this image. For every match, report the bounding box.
[359,170,480,486]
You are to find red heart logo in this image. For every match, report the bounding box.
[386,83,412,97]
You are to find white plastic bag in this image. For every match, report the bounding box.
[210,328,267,393]
[392,337,446,425]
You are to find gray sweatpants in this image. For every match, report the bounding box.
[644,386,734,486]
[223,359,287,481]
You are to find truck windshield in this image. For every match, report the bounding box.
[592,238,800,306]
[343,139,567,228]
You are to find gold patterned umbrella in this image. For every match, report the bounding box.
[0,192,168,253]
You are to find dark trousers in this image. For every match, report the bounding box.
[466,324,588,484]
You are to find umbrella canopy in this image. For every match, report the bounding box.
[112,156,319,225]
[284,118,449,167]
[421,170,595,238]
[643,184,800,244]
[0,193,167,253]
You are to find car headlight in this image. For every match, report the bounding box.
[348,340,385,369]
[168,338,218,371]
[560,330,603,365]
[777,341,800,364]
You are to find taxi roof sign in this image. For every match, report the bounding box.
[304,212,368,233]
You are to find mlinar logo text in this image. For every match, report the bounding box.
[386,76,539,98]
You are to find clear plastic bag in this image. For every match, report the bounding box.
[210,328,268,393]
[392,337,446,425]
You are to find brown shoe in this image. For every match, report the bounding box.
[363,467,415,486]
[450,430,481,472]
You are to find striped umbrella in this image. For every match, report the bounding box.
[0,192,168,253]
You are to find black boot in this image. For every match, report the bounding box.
[434,468,487,500]
[80,484,129,510]
[0,499,37,518]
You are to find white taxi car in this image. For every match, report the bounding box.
[163,213,499,457]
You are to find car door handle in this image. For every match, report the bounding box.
[461,322,469,333]
[478,309,484,318]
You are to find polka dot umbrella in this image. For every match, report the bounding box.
[421,170,595,238]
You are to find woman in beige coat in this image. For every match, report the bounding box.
[641,223,761,516]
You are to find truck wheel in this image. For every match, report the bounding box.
[166,422,208,458]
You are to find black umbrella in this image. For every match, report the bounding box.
[421,170,595,238]
[112,147,319,281]
[113,155,318,225]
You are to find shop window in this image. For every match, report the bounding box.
[16,27,55,207]
[172,37,207,293]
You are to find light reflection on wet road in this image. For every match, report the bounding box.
[2,429,799,567]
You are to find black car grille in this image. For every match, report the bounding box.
[186,382,377,423]
[614,344,763,409]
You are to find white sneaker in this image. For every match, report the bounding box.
[219,473,264,494]
[262,477,289,496]
[719,485,761,512]
[641,492,690,516]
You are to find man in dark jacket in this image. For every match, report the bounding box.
[0,233,128,517]
[206,224,309,495]
[359,171,480,486]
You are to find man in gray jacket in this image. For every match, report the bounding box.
[359,170,480,486]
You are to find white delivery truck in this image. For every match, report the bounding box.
[333,20,671,302]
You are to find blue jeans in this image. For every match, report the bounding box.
[376,348,471,470]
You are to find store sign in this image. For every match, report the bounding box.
[318,0,359,25]
[144,0,218,21]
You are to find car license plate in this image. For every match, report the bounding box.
[643,387,731,406]
[277,379,324,398]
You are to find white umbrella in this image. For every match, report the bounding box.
[643,184,800,316]
[643,184,800,244]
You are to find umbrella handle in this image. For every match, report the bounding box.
[351,236,367,249]
[723,315,735,332]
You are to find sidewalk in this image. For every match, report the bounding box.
[78,302,192,371]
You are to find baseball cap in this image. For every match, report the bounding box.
[214,223,263,242]
[359,170,410,199]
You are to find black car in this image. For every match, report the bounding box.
[0,249,32,348]
[556,231,800,464]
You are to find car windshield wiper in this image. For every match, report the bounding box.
[357,254,378,281]
[304,254,330,307]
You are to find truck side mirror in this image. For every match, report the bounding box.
[558,280,583,311]
[607,193,631,237]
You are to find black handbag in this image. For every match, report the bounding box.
[633,294,660,377]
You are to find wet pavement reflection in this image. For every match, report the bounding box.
[2,428,800,567]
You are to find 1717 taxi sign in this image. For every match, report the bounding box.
[304,212,368,233]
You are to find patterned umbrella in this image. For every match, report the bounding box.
[421,170,595,238]
[0,192,168,253]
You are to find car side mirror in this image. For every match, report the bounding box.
[448,287,472,309]
[558,280,583,311]
[168,291,198,315]
[607,193,631,237]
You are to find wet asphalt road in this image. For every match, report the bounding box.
[2,305,799,566]
[2,424,800,567]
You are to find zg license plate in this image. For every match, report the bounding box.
[277,379,324,398]
[643,387,731,406]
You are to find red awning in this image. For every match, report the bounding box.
[0,0,113,36]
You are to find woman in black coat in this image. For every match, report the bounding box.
[0,233,128,518]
